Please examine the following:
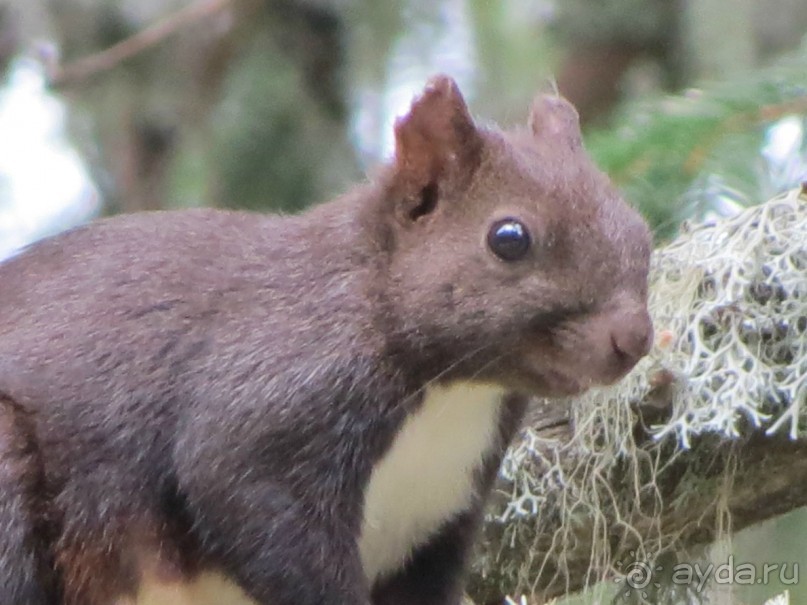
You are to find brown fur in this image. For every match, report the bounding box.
[0,76,651,605]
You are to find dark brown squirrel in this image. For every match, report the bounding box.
[0,76,652,605]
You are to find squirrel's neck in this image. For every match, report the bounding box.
[281,183,480,400]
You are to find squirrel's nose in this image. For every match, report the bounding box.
[611,310,653,365]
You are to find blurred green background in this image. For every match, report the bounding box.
[0,0,806,603]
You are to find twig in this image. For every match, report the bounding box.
[48,0,233,88]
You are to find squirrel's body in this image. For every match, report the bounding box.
[0,206,523,605]
[0,77,653,605]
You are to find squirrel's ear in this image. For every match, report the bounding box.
[392,75,482,221]
[528,94,582,150]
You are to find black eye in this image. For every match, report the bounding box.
[487,218,531,261]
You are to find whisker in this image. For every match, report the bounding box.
[396,341,499,411]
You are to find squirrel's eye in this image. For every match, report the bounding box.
[487,219,531,261]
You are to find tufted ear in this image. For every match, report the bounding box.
[528,94,582,150]
[392,75,482,222]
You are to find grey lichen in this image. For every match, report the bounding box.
[652,187,806,443]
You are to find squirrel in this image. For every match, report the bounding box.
[0,75,652,605]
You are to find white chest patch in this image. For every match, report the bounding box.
[358,382,505,583]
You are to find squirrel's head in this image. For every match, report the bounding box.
[374,75,652,397]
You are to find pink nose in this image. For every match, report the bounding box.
[611,310,653,365]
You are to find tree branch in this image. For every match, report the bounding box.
[471,418,807,603]
[48,0,233,88]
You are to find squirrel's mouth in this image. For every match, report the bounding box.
[502,359,590,398]
[540,369,588,397]
[512,337,640,397]
[518,357,640,398]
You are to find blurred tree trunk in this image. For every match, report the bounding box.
[46,0,355,214]
[552,0,807,124]
[47,0,251,213]
[0,5,18,78]
[684,0,757,78]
